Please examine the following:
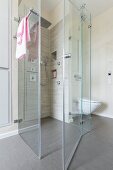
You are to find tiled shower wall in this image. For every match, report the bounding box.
[19,21,64,122]
[50,21,63,121]
[41,27,51,118]
[18,27,51,123]
[41,20,64,121]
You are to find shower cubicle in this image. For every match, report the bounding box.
[18,0,91,169]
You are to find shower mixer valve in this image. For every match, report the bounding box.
[57,81,61,85]
[74,74,82,81]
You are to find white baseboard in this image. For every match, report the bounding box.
[93,113,113,119]
[19,124,39,134]
[0,130,18,140]
[0,124,39,140]
[41,114,51,119]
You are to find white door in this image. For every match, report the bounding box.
[0,70,9,126]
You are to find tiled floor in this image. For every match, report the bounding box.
[0,116,113,170]
[69,116,113,170]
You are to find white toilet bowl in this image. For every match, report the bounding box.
[78,98,101,115]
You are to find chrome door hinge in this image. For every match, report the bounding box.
[65,53,71,59]
[88,25,92,29]
[14,17,20,23]
[14,119,23,123]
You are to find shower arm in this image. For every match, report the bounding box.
[27,9,39,18]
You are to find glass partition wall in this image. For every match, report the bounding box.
[18,0,41,158]
[63,0,91,169]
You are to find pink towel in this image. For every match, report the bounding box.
[16,16,31,59]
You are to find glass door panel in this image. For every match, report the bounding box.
[64,1,82,169]
[63,1,91,169]
[18,0,41,158]
[81,7,92,134]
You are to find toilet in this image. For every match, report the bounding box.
[78,98,101,115]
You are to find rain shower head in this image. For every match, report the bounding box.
[41,17,51,28]
[28,9,51,29]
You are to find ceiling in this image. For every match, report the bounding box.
[42,0,113,16]
[41,0,61,12]
[84,0,113,16]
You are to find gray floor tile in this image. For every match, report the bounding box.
[0,116,113,170]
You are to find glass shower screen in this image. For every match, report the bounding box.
[63,0,92,169]
[18,0,41,158]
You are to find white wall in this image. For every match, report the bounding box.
[92,6,113,118]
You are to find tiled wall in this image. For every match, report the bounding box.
[19,21,65,123]
[50,21,63,121]
[18,26,51,124]
[18,58,39,122]
[41,27,51,118]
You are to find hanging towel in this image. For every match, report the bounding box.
[16,16,31,59]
